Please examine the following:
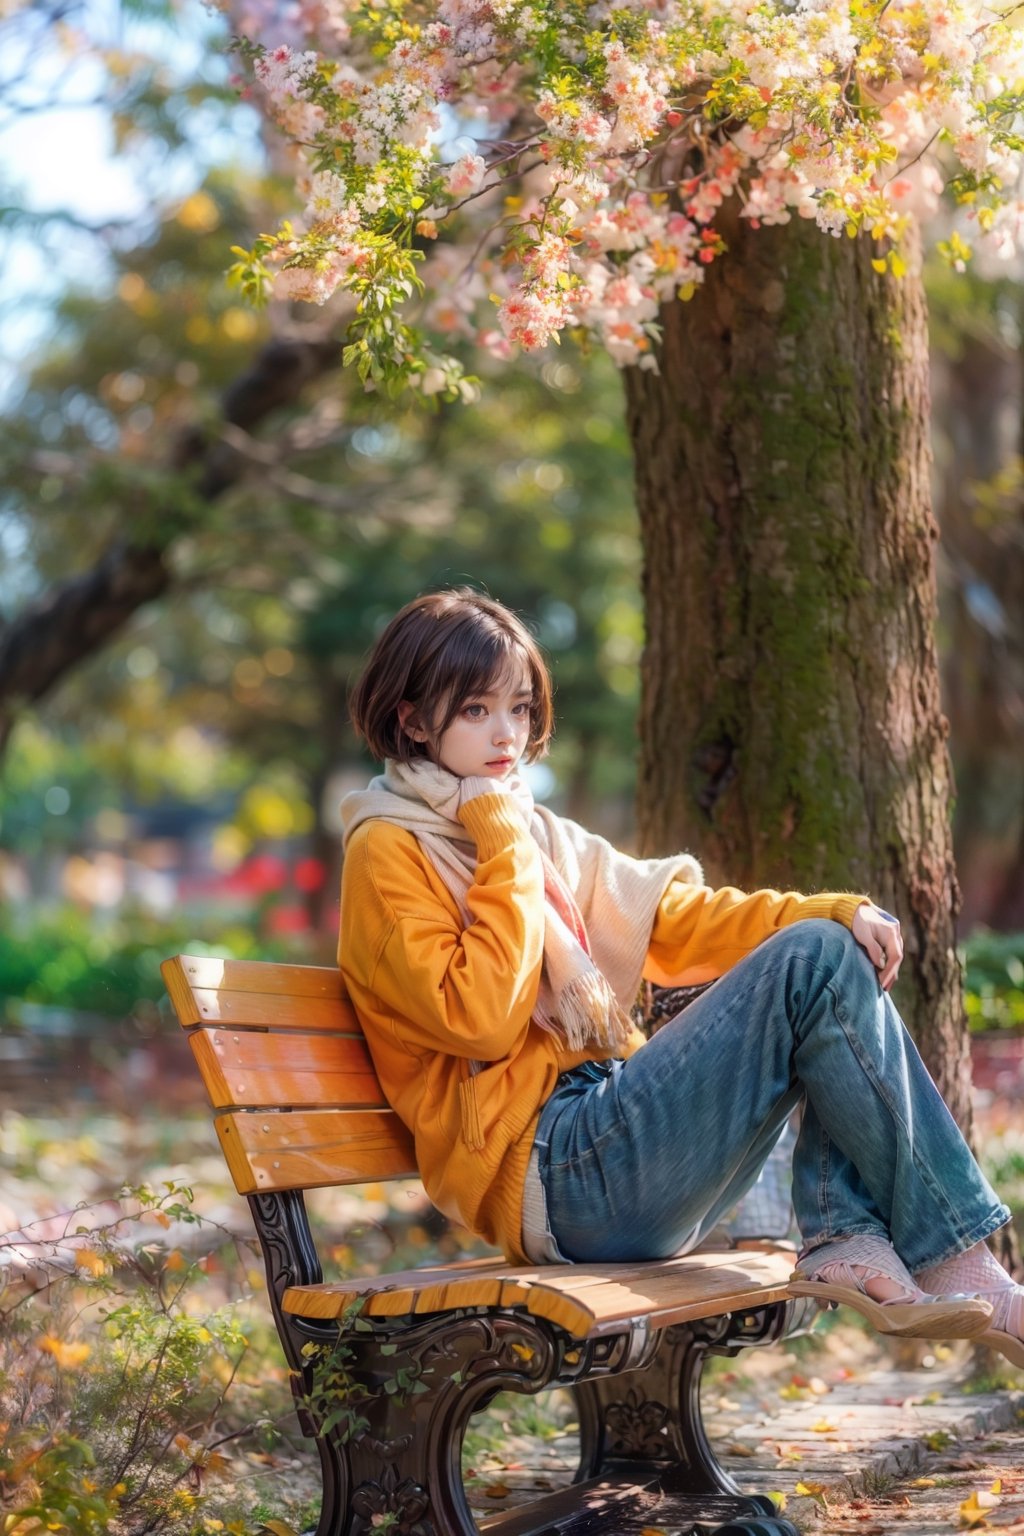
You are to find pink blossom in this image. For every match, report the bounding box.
[273,247,356,304]
[446,152,487,197]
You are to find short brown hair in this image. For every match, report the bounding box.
[349,589,554,764]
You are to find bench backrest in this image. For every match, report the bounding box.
[162,954,417,1196]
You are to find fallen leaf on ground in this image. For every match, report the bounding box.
[484,1484,511,1499]
[960,1488,1002,1528]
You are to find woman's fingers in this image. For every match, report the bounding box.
[852,903,904,991]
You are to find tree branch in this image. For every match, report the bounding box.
[0,331,345,752]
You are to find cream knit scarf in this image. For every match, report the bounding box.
[341,759,703,1054]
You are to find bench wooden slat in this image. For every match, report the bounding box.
[317,1257,512,1318]
[214,1108,418,1195]
[166,954,347,1000]
[525,1251,794,1337]
[187,988,361,1032]
[188,1029,386,1110]
[281,1248,796,1339]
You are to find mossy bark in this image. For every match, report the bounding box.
[625,209,971,1130]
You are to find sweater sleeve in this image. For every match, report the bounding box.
[341,793,546,1061]
[646,881,868,985]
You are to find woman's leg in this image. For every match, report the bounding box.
[536,920,1007,1272]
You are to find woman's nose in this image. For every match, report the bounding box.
[493,718,513,744]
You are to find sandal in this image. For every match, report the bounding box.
[915,1244,1024,1368]
[977,1325,1024,1368]
[790,1233,993,1339]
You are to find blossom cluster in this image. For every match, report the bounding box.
[225,0,1024,390]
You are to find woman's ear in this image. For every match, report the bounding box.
[397,700,430,744]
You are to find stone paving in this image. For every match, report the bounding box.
[464,1334,1024,1533]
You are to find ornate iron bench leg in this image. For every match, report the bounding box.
[296,1308,579,1536]
[573,1303,804,1515]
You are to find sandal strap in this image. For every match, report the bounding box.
[796,1233,924,1305]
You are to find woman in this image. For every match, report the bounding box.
[338,588,1023,1363]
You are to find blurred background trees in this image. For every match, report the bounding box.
[1,0,1022,1027]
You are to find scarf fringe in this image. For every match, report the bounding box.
[534,969,635,1054]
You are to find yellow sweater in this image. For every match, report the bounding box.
[338,792,866,1262]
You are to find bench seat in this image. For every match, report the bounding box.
[282,1246,797,1337]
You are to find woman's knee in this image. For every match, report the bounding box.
[764,919,880,1019]
[766,918,866,971]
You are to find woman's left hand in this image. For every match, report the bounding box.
[851,902,904,991]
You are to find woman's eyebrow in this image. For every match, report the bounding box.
[475,684,533,700]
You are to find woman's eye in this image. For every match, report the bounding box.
[464,704,485,718]
[513,702,532,716]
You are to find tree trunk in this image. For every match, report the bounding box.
[626,208,971,1129]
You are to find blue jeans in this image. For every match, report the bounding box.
[531,921,1008,1272]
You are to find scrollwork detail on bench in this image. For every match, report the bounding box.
[604,1387,679,1459]
[350,1461,433,1536]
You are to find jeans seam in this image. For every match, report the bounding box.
[818,970,973,1243]
[816,1118,832,1236]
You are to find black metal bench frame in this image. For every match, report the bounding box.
[253,1187,813,1536]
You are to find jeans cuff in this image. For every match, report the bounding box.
[797,1222,891,1261]
[907,1205,1012,1274]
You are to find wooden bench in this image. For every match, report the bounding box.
[163,952,816,1536]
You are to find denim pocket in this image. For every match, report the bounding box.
[543,1066,628,1173]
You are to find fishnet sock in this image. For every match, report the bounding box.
[915,1242,1024,1336]
[799,1233,933,1304]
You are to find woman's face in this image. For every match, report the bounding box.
[401,664,534,779]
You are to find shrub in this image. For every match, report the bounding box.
[0,1182,304,1535]
[962,930,1024,1032]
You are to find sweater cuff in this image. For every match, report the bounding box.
[457,793,528,859]
[799,892,869,929]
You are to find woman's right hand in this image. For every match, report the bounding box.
[851,902,904,991]
[457,775,521,810]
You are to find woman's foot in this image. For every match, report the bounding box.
[790,1233,993,1339]
[915,1242,1024,1368]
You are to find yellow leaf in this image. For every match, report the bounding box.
[810,1418,837,1432]
[260,1523,301,1536]
[795,1480,827,1497]
[768,1491,787,1511]
[38,1335,90,1369]
[960,1488,1001,1527]
[890,252,907,278]
[991,1480,1002,1494]
[74,1248,106,1277]
[910,1477,937,1487]
[511,1343,534,1361]
[871,257,887,274]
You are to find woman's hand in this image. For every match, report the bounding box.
[851,902,904,991]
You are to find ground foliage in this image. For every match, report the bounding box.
[2,1076,1023,1534]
